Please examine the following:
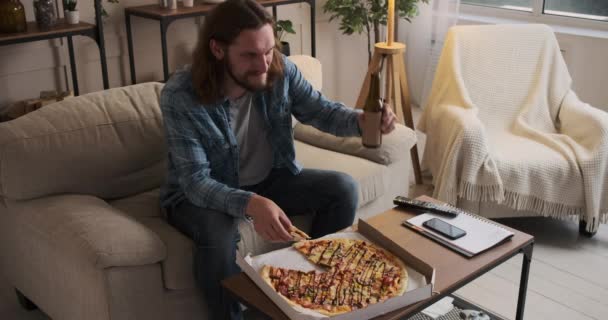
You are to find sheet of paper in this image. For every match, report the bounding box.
[407,212,514,255]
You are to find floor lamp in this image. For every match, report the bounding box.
[355,0,423,184]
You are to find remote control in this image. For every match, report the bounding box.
[393,196,461,217]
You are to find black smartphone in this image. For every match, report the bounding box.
[422,218,467,240]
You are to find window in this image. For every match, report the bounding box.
[544,0,608,21]
[462,0,532,12]
[463,0,608,22]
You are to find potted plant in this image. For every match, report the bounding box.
[323,0,428,62]
[101,0,119,18]
[275,19,296,56]
[63,0,78,24]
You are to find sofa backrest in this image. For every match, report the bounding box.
[287,55,322,91]
[0,82,166,201]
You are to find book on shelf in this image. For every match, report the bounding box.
[403,210,514,258]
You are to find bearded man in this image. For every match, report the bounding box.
[159,0,396,318]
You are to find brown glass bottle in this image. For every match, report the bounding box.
[0,0,27,33]
[361,72,382,148]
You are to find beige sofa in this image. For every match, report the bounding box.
[0,56,416,320]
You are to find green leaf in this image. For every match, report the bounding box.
[322,0,428,62]
[281,20,296,34]
[101,0,120,19]
[63,0,77,11]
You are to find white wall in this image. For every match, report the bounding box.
[1,1,606,112]
[0,0,313,108]
[315,11,368,107]
[554,32,608,110]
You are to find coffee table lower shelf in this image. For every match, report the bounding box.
[240,293,507,320]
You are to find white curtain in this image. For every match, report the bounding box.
[399,0,461,109]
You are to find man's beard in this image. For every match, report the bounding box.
[225,56,270,92]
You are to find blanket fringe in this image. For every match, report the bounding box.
[457,180,583,219]
[502,190,582,220]
[454,181,608,233]
[458,180,505,203]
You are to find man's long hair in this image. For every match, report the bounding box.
[191,0,284,104]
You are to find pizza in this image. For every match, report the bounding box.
[260,238,408,316]
[289,226,311,241]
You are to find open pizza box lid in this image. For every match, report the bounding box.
[236,218,436,320]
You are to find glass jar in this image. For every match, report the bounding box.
[0,0,27,33]
[33,0,57,29]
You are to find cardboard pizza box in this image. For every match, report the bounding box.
[236,226,435,320]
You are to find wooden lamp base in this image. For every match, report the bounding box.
[356,41,423,185]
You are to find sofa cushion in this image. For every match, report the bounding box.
[287,55,322,91]
[287,55,322,128]
[0,82,166,201]
[295,123,416,165]
[136,216,195,290]
[109,188,164,218]
[295,140,389,207]
[4,195,166,269]
[108,189,190,290]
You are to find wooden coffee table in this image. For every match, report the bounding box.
[222,196,534,320]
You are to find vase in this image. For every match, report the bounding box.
[65,10,78,24]
[0,0,27,33]
[33,0,57,29]
[183,0,193,7]
[160,0,178,9]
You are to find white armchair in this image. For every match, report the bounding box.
[419,24,608,235]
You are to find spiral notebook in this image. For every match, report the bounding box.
[403,211,514,258]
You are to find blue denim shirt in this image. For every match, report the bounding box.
[160,56,362,218]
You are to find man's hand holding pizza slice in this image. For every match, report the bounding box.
[246,194,293,242]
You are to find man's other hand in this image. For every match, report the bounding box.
[357,102,397,135]
[381,102,397,134]
[246,194,293,242]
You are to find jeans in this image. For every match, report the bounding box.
[167,168,358,320]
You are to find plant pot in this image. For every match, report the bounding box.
[159,0,177,9]
[280,41,290,56]
[65,10,79,24]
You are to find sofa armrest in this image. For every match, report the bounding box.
[294,123,416,165]
[5,194,166,269]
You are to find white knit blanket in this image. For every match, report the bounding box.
[418,24,608,232]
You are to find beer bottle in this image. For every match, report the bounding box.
[362,72,383,148]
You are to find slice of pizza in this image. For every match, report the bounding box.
[293,239,377,269]
[292,239,348,267]
[289,226,311,241]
